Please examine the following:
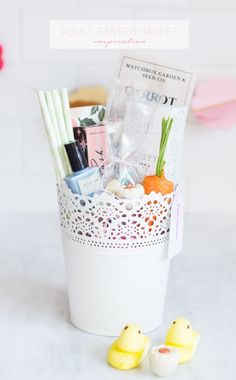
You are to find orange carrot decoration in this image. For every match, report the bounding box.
[143,117,174,195]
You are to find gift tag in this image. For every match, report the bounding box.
[168,185,184,259]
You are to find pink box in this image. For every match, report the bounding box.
[85,124,109,170]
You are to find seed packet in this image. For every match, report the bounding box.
[105,53,195,186]
[112,51,195,109]
[105,81,186,184]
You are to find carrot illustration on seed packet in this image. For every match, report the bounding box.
[143,117,174,195]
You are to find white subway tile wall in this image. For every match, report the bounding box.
[0,11,20,63]
[191,0,236,7]
[0,0,235,212]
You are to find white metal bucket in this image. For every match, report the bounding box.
[58,184,174,336]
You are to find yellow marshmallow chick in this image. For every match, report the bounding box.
[165,318,200,364]
[107,324,151,370]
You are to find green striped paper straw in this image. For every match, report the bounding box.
[45,90,71,176]
[61,88,74,142]
[52,89,70,143]
[38,90,65,181]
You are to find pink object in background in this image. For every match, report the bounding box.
[191,78,236,129]
[0,44,4,70]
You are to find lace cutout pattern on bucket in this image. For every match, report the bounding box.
[58,184,174,249]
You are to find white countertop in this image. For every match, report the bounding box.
[0,212,235,380]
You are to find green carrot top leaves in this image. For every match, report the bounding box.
[143,116,174,195]
[155,117,173,177]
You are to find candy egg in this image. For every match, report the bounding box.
[105,179,122,194]
[149,345,179,377]
[106,180,144,199]
[116,183,144,199]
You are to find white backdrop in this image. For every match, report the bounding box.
[0,0,236,213]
